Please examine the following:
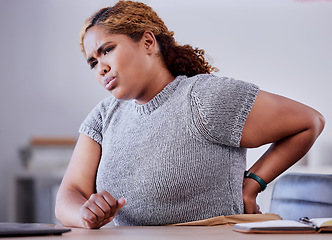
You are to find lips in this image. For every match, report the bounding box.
[103,76,117,90]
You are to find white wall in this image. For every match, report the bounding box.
[1,0,331,221]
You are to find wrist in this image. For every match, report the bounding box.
[242,177,261,198]
[244,170,267,192]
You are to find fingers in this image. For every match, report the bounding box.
[247,204,261,214]
[244,203,261,214]
[256,204,262,214]
[80,191,126,229]
[112,198,126,217]
[242,180,262,214]
[117,198,126,208]
[243,194,261,214]
[101,191,121,218]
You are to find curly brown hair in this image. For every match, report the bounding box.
[80,1,217,77]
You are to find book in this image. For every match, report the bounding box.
[233,217,332,234]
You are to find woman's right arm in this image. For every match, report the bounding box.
[55,133,125,229]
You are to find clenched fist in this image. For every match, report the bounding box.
[80,190,126,229]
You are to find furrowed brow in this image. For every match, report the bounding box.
[86,41,113,64]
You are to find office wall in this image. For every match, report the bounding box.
[0,0,331,221]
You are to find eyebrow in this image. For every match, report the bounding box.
[86,41,113,64]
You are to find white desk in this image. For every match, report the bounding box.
[3,226,332,240]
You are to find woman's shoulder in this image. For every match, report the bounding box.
[190,74,259,93]
[79,96,130,144]
[187,74,260,147]
[188,74,260,105]
[176,74,259,101]
[82,96,129,126]
[90,95,131,117]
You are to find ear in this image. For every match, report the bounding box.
[141,31,157,55]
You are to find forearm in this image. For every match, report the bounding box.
[243,120,323,202]
[55,134,103,227]
[55,187,88,228]
[249,127,318,184]
[242,126,323,213]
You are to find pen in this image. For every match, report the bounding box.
[299,217,318,229]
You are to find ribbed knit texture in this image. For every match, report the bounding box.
[79,74,259,226]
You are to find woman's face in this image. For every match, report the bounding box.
[83,25,158,103]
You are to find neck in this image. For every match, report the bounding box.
[135,66,175,105]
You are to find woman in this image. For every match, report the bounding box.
[55,1,324,228]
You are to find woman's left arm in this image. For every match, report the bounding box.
[240,90,325,214]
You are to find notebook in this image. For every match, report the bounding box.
[233,217,332,234]
[0,222,71,237]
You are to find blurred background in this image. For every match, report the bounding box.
[0,0,331,223]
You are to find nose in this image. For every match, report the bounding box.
[99,62,110,76]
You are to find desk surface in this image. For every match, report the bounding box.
[3,226,332,240]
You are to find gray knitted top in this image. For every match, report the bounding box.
[79,74,259,226]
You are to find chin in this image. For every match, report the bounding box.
[111,89,132,101]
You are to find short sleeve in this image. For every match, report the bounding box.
[79,97,118,145]
[79,109,104,145]
[190,74,259,147]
